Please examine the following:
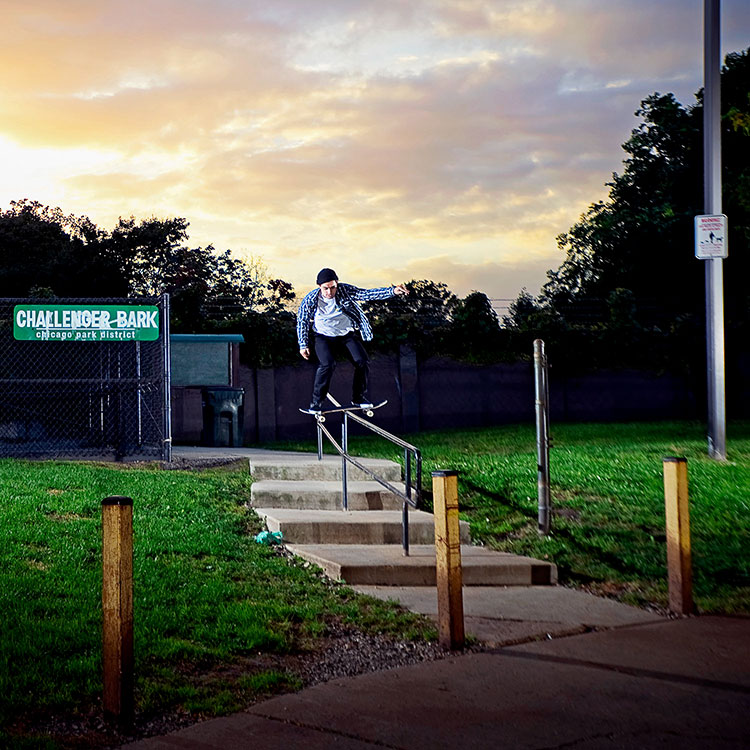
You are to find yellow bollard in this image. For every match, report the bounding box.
[432,471,464,650]
[102,496,134,729]
[662,458,695,615]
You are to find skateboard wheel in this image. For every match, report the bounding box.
[365,410,374,417]
[317,415,326,423]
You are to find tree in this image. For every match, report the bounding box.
[499,49,750,378]
[104,216,273,329]
[449,291,503,361]
[0,199,126,297]
[530,48,750,330]
[0,202,290,333]
[263,278,296,314]
[105,215,190,295]
[504,289,564,332]
[362,279,458,355]
[543,91,703,318]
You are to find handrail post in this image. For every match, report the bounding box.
[402,502,410,556]
[416,452,422,508]
[405,449,412,501]
[341,415,349,511]
[403,449,411,556]
[312,394,422,552]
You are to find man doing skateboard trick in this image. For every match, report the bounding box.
[297,268,409,413]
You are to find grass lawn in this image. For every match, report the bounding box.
[4,421,748,746]
[285,419,750,614]
[0,459,434,748]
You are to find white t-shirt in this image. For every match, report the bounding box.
[313,295,354,336]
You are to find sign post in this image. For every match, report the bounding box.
[701,0,726,461]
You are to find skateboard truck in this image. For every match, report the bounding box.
[299,400,387,422]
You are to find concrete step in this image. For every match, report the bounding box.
[286,544,558,586]
[255,508,472,545]
[249,453,402,482]
[250,480,406,511]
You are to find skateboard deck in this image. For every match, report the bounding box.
[299,400,387,421]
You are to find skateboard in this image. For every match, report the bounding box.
[299,400,387,421]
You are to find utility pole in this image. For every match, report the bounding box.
[703,0,726,460]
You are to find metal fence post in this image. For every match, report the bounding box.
[432,470,464,650]
[102,496,134,729]
[534,339,551,535]
[162,293,172,462]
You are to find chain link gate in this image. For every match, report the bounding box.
[0,295,171,460]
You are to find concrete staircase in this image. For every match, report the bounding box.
[248,451,557,586]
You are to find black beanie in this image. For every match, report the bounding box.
[316,268,338,285]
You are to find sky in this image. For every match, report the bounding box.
[2,1,749,309]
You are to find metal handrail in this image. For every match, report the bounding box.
[315,394,422,556]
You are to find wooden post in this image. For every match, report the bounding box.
[102,496,134,729]
[662,458,694,615]
[432,471,464,650]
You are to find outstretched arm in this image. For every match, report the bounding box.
[344,283,410,301]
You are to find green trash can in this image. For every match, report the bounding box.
[201,386,245,447]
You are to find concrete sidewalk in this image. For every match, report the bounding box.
[123,614,750,749]
[353,584,662,645]
[133,447,748,747]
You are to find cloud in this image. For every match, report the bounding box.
[368,252,561,302]
[1,0,748,301]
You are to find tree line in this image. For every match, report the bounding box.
[1,48,747,375]
[0,200,503,366]
[505,48,749,378]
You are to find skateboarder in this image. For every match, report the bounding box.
[297,268,409,412]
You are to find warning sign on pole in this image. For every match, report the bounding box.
[695,214,728,259]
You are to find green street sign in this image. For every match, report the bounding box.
[13,304,160,342]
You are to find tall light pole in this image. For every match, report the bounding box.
[703,0,726,460]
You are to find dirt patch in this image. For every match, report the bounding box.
[552,507,581,521]
[45,512,89,522]
[159,457,249,472]
[12,625,451,749]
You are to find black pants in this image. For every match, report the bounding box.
[311,331,369,407]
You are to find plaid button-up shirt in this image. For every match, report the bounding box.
[296,283,395,349]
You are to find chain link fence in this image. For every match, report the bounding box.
[0,296,170,460]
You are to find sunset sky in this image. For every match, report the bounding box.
[2,0,749,308]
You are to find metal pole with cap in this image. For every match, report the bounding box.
[703,0,727,460]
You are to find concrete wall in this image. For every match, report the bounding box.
[170,347,744,446]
